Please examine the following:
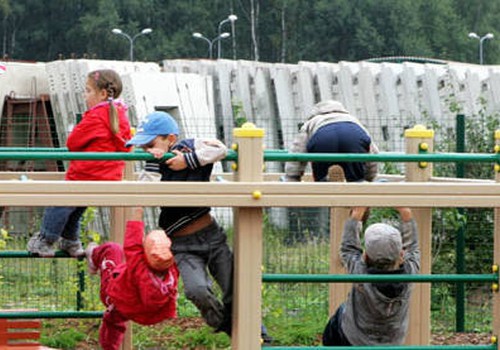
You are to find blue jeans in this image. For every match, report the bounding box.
[307,122,371,182]
[40,206,87,243]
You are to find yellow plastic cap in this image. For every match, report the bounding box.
[404,125,434,138]
[252,190,262,199]
[233,122,265,138]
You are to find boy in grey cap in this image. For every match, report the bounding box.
[322,207,420,346]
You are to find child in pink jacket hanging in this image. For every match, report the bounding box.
[86,207,179,350]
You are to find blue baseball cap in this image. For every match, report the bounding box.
[126,111,179,147]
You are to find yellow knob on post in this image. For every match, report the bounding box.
[231,143,238,151]
[418,162,428,169]
[491,335,498,344]
[231,163,238,171]
[419,142,429,151]
[495,164,500,173]
[492,283,499,292]
[492,265,499,273]
[252,190,262,199]
[494,145,500,153]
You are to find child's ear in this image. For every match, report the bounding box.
[99,88,108,101]
[398,250,404,265]
[166,134,177,143]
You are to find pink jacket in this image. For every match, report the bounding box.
[107,221,179,325]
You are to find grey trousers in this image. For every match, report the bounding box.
[171,220,233,334]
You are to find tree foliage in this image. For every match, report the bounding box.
[1,0,499,64]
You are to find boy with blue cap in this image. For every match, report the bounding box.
[126,111,234,335]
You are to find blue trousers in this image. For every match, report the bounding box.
[307,122,371,182]
[40,206,87,243]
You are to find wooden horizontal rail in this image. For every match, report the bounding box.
[1,181,500,207]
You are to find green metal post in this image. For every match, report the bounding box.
[456,114,465,332]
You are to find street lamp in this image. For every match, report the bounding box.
[192,32,230,59]
[111,27,153,61]
[217,14,238,59]
[468,32,494,65]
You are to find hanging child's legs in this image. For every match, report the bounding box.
[206,222,234,335]
[99,306,128,350]
[88,242,124,305]
[27,206,87,257]
[172,223,229,334]
[86,242,128,350]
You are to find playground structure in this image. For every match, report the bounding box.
[0,123,499,349]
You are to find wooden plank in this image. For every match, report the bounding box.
[1,181,500,207]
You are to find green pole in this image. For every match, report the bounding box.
[267,346,497,350]
[262,273,498,283]
[456,114,465,332]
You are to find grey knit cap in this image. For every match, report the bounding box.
[364,223,402,264]
[308,100,349,118]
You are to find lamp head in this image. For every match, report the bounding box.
[192,32,203,38]
[485,33,494,40]
[141,28,153,35]
[220,32,231,39]
[112,28,123,35]
[228,14,238,22]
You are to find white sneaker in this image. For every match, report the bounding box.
[27,233,56,257]
[59,238,85,257]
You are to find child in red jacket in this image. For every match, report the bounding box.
[86,207,179,350]
[27,69,132,257]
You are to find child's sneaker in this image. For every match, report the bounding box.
[85,242,99,275]
[59,238,85,257]
[27,233,56,257]
[327,165,346,182]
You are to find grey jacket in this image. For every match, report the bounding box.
[339,218,420,345]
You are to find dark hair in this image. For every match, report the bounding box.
[87,69,123,134]
[364,254,399,270]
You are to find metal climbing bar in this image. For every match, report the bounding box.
[268,345,497,350]
[0,251,82,258]
[0,149,499,163]
[0,311,103,319]
[262,273,499,283]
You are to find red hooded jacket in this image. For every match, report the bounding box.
[107,221,179,325]
[65,101,131,181]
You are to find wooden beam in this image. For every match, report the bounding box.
[1,181,500,207]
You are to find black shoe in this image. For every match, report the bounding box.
[261,324,273,346]
[261,333,273,346]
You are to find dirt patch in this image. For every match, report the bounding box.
[60,318,493,349]
[432,332,493,345]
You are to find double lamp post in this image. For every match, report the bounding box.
[468,32,494,65]
[112,28,153,62]
[193,14,238,59]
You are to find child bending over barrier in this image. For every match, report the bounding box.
[323,207,420,346]
[85,207,179,350]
